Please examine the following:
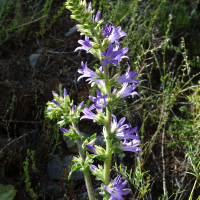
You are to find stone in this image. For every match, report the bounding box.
[64,26,77,37]
[36,49,43,54]
[46,180,65,199]
[77,188,103,200]
[47,155,84,181]
[95,136,106,148]
[29,54,43,69]
[63,135,78,153]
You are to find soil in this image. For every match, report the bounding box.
[0,1,200,200]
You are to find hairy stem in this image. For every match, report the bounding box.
[74,124,95,200]
[103,65,112,185]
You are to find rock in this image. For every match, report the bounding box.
[95,136,106,148]
[77,188,103,200]
[64,26,77,37]
[36,49,43,54]
[47,155,84,181]
[29,54,43,69]
[46,180,65,199]
[63,135,78,153]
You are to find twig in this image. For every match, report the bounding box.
[0,129,38,154]
[162,123,168,199]
[6,15,47,31]
[36,38,75,54]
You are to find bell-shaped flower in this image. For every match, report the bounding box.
[80,106,97,120]
[101,43,129,66]
[117,83,139,99]
[110,115,130,134]
[101,176,130,200]
[102,24,112,37]
[116,63,139,85]
[75,36,93,52]
[116,126,140,140]
[89,89,108,112]
[78,62,103,86]
[108,23,127,43]
[120,139,141,156]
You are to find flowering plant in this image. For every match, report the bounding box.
[46,0,141,199]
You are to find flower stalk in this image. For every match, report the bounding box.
[46,1,141,199]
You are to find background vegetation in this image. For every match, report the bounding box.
[0,0,200,199]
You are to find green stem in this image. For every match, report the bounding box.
[74,124,95,200]
[103,65,112,185]
[189,178,198,200]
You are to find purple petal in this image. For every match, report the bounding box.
[60,127,69,133]
[52,100,61,107]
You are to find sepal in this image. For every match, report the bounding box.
[62,125,80,141]
[68,154,93,180]
[89,164,104,181]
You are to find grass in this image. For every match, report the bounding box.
[0,0,200,199]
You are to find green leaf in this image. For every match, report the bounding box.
[0,184,17,200]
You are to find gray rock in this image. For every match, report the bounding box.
[64,26,77,37]
[63,135,78,153]
[36,49,43,54]
[77,188,103,200]
[95,136,106,148]
[46,180,65,199]
[47,155,84,181]
[29,54,43,69]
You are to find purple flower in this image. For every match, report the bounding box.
[77,101,84,110]
[117,83,139,99]
[120,139,141,156]
[78,61,100,84]
[60,127,69,133]
[102,176,130,200]
[108,23,127,43]
[116,126,140,140]
[52,91,59,97]
[72,105,76,114]
[89,164,98,173]
[102,24,112,37]
[89,89,108,112]
[101,43,129,66]
[88,138,97,145]
[85,144,97,154]
[110,115,130,134]
[52,100,61,107]
[92,10,101,22]
[116,64,139,85]
[80,106,97,120]
[85,2,92,12]
[75,36,93,52]
[64,88,68,98]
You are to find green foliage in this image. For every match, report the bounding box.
[0,184,16,200]
[113,157,150,199]
[37,1,66,36]
[186,142,200,200]
[23,149,39,199]
[167,106,193,147]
